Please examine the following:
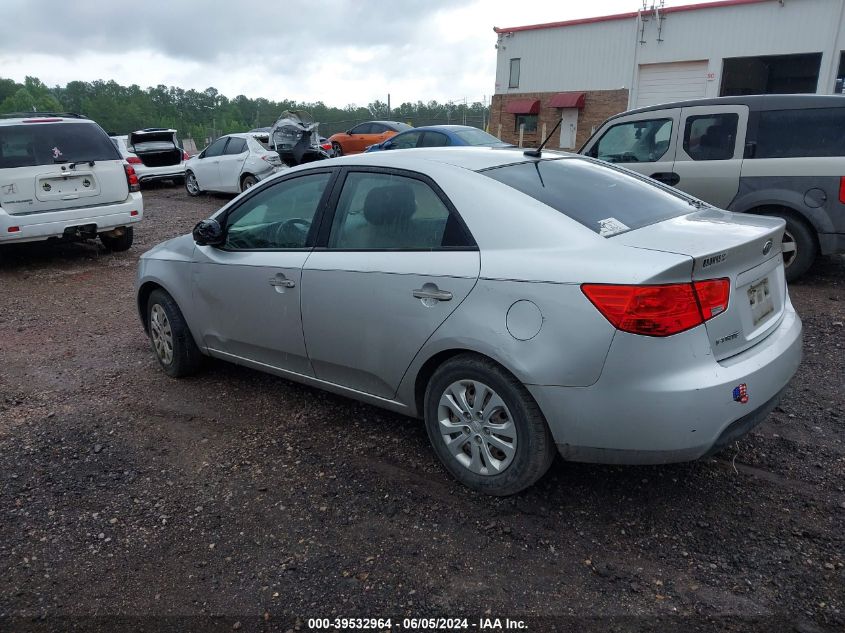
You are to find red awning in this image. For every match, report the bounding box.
[549,91,586,109]
[505,99,540,115]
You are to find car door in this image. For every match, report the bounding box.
[301,168,480,399]
[192,136,228,190]
[217,136,248,192]
[670,105,748,208]
[191,169,336,375]
[347,123,373,153]
[582,109,680,186]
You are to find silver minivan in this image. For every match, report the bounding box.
[580,95,845,280]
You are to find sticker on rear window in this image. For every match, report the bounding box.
[52,146,63,159]
[598,217,629,237]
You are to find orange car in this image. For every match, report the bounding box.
[328,121,412,156]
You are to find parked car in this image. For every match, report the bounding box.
[0,112,142,252]
[136,146,801,495]
[184,133,283,196]
[111,129,188,185]
[365,125,510,152]
[268,110,331,166]
[328,121,411,156]
[580,94,845,281]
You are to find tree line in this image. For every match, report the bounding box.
[0,76,490,143]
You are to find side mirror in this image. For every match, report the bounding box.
[193,219,225,246]
[345,130,352,135]
[197,150,206,159]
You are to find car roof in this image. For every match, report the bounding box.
[608,93,845,122]
[326,146,574,172]
[0,116,93,127]
[397,125,481,132]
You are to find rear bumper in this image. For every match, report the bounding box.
[0,193,143,244]
[137,166,185,182]
[527,298,803,465]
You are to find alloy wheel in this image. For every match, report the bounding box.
[437,380,517,476]
[150,304,174,365]
[186,173,200,195]
[781,228,797,269]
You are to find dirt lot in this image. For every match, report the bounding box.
[1,185,843,633]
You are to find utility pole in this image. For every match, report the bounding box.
[387,93,391,118]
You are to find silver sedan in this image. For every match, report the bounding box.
[136,147,802,495]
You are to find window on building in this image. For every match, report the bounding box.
[683,113,738,161]
[754,107,845,158]
[590,118,672,163]
[509,58,520,89]
[720,53,822,96]
[515,114,537,134]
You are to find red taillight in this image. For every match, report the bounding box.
[126,156,142,164]
[321,143,332,151]
[182,151,190,161]
[124,164,140,192]
[581,278,730,337]
[839,177,845,204]
[8,226,20,233]
[130,210,139,217]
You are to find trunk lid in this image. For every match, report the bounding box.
[614,209,787,360]
[128,129,181,167]
[0,120,129,215]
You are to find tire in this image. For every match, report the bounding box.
[146,289,203,378]
[424,354,556,496]
[100,226,133,252]
[240,174,257,192]
[767,211,817,282]
[332,142,343,157]
[185,171,202,197]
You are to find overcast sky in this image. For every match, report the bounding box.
[0,0,727,107]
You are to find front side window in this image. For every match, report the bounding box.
[755,107,845,158]
[683,113,738,161]
[0,122,119,168]
[509,58,520,88]
[328,171,472,250]
[224,172,331,250]
[203,137,228,158]
[389,131,422,149]
[515,114,538,133]
[224,137,247,155]
[481,158,691,236]
[592,118,672,163]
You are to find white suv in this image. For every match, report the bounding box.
[0,113,143,252]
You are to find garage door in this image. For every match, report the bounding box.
[636,61,708,107]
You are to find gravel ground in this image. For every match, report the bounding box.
[1,185,843,633]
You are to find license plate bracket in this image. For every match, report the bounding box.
[748,276,774,326]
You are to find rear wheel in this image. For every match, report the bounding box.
[185,171,202,197]
[146,289,202,378]
[332,142,343,157]
[100,226,133,252]
[240,174,257,192]
[767,211,817,282]
[424,354,555,496]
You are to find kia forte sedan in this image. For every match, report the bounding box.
[136,147,802,495]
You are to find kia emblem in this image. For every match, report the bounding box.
[762,239,773,255]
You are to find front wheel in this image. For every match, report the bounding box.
[424,354,556,496]
[185,171,202,197]
[146,289,203,378]
[100,226,133,252]
[332,142,343,157]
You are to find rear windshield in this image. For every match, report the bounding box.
[392,122,412,131]
[755,107,845,158]
[481,157,692,236]
[0,122,120,168]
[454,128,508,146]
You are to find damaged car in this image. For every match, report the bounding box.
[269,110,331,166]
[184,133,283,196]
[111,128,188,185]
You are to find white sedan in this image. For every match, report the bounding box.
[185,133,283,196]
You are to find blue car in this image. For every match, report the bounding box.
[364,125,510,152]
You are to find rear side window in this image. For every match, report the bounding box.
[481,158,691,237]
[224,137,247,154]
[0,122,120,168]
[754,107,845,158]
[683,113,738,161]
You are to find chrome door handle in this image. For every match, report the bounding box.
[413,288,452,301]
[269,276,296,288]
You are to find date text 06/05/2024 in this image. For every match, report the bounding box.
[306,617,528,630]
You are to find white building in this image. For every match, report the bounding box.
[490,0,845,148]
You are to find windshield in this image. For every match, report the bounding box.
[0,122,120,167]
[454,128,507,146]
[481,157,692,236]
